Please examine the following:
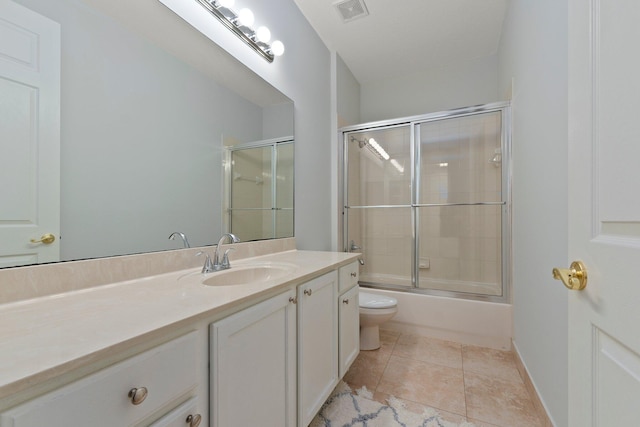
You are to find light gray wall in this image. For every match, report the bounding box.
[498,1,569,425]
[336,54,361,127]
[263,103,294,140]
[15,0,263,260]
[196,0,333,251]
[360,55,499,122]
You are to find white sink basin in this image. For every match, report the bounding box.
[200,263,296,287]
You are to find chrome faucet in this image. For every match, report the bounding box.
[196,251,215,274]
[213,233,240,271]
[168,231,190,248]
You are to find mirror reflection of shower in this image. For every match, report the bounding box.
[224,138,294,242]
[342,102,510,301]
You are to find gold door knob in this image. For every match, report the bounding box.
[552,261,587,290]
[30,233,56,244]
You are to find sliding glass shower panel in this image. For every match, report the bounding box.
[346,126,411,207]
[275,143,294,238]
[230,210,274,242]
[418,205,502,295]
[345,125,412,288]
[418,112,502,204]
[230,146,272,241]
[416,111,503,296]
[346,207,413,287]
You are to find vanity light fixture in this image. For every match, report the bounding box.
[197,0,285,63]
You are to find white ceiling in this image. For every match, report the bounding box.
[293,0,509,84]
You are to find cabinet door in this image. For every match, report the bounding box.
[210,290,296,427]
[339,285,360,378]
[297,271,338,427]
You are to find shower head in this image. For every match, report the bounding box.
[350,136,366,149]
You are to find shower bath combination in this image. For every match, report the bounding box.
[341,102,511,302]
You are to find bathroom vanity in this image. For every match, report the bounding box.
[0,248,359,427]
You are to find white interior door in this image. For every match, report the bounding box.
[0,0,60,267]
[568,0,640,425]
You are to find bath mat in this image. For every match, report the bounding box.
[310,381,476,427]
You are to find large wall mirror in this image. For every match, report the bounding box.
[0,0,294,268]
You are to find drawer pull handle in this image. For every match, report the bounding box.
[350,272,357,277]
[343,299,349,304]
[289,296,298,304]
[128,387,148,405]
[186,414,202,427]
[304,289,312,296]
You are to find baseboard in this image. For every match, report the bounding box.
[512,342,555,427]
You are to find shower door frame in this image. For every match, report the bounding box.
[340,102,511,303]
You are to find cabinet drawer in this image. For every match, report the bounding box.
[338,262,359,294]
[149,397,202,427]
[1,332,198,427]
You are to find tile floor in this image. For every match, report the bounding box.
[343,330,544,427]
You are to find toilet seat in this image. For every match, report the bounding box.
[359,292,397,309]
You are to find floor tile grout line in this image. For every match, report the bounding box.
[373,332,400,392]
[460,344,470,422]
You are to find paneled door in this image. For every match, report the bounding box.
[0,1,60,267]
[568,0,640,424]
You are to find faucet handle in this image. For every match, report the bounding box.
[196,251,214,274]
[221,248,235,269]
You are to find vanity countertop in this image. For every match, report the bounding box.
[0,250,359,403]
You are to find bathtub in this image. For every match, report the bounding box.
[362,287,513,350]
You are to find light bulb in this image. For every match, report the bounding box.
[271,40,285,56]
[217,0,234,7]
[256,26,271,43]
[237,8,254,26]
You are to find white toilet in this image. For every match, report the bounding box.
[359,291,398,350]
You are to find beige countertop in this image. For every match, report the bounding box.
[0,250,359,403]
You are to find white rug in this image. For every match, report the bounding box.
[310,382,476,427]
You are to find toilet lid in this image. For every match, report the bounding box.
[359,292,397,309]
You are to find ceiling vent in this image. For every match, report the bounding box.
[333,0,369,23]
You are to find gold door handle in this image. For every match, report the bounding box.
[552,261,587,290]
[30,233,56,245]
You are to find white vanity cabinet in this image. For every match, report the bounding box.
[0,332,199,427]
[297,271,339,427]
[210,290,297,427]
[338,262,360,377]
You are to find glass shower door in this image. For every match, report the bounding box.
[416,112,504,296]
[344,125,413,288]
[228,140,294,241]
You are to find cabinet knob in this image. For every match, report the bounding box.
[343,298,349,304]
[289,296,298,304]
[350,272,357,277]
[304,289,312,296]
[186,414,202,427]
[128,387,148,405]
